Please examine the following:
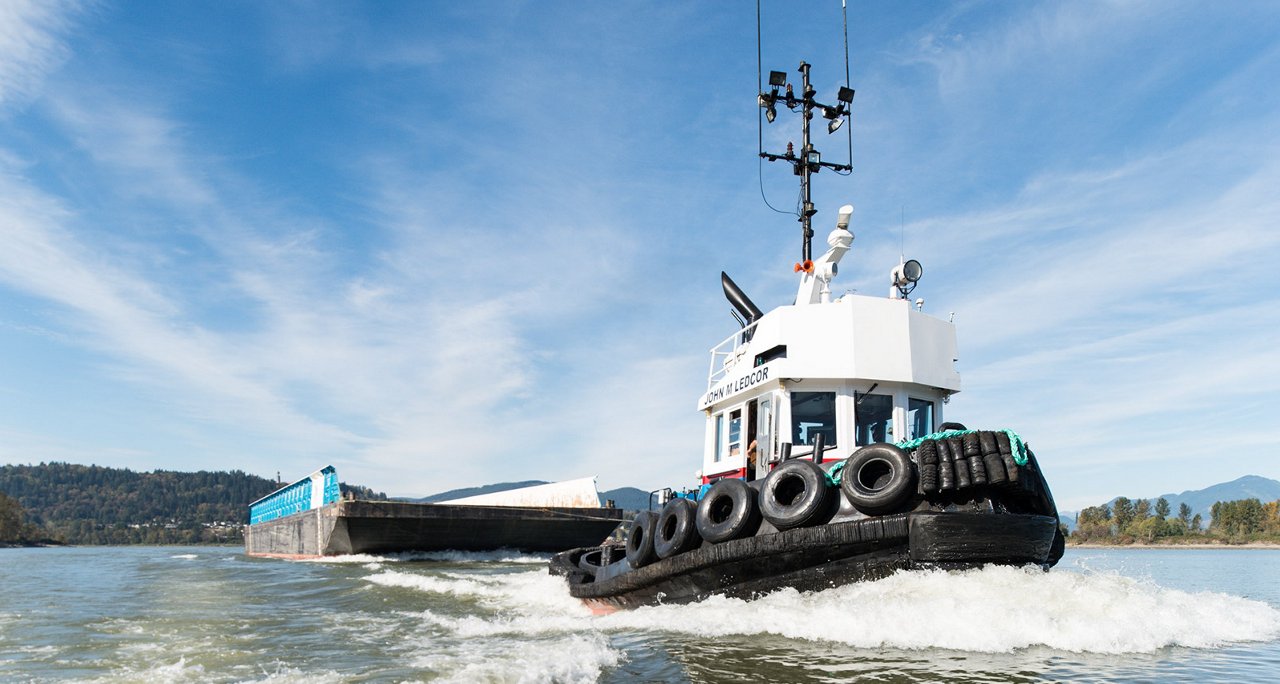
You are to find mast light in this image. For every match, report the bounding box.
[891,259,923,299]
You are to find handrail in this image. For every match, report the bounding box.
[706,318,762,389]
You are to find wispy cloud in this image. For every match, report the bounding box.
[0,0,82,112]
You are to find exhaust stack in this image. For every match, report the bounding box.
[721,271,763,326]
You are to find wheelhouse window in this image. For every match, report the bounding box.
[791,391,836,447]
[908,398,934,440]
[856,393,894,446]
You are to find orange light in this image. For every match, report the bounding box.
[793,262,802,273]
[801,260,814,273]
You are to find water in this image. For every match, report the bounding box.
[2,546,1278,682]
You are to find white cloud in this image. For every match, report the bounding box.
[0,0,80,112]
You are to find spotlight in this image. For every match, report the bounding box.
[766,105,776,123]
[827,117,843,134]
[837,86,855,104]
[891,259,924,298]
[902,259,922,282]
[769,70,787,87]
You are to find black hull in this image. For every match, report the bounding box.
[550,432,1063,612]
[246,499,627,558]
[552,511,1059,612]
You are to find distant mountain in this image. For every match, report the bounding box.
[1062,475,1280,530]
[1157,475,1280,522]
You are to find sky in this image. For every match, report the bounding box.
[1,1,1278,512]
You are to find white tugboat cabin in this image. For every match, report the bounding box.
[699,205,961,484]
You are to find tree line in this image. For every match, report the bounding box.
[0,462,386,546]
[1073,495,1280,543]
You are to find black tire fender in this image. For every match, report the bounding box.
[759,459,834,530]
[938,421,967,432]
[840,443,917,515]
[653,498,701,559]
[624,510,658,568]
[695,478,761,543]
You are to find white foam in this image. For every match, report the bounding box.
[78,657,206,684]
[169,554,198,560]
[298,553,400,564]
[410,632,620,684]
[596,566,1280,654]
[237,665,346,683]
[364,568,588,615]
[373,565,1280,655]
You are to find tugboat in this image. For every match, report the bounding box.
[549,58,1064,613]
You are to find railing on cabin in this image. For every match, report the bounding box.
[707,318,762,390]
[248,466,341,525]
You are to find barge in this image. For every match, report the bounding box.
[244,467,627,559]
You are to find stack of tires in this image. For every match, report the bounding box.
[914,430,1021,494]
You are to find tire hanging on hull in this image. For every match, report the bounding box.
[625,510,658,567]
[840,443,916,515]
[695,478,762,542]
[654,498,701,559]
[758,459,836,530]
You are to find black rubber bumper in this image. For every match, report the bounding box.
[908,511,1058,565]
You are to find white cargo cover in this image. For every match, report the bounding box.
[436,476,603,508]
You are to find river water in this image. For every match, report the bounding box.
[1,545,1278,682]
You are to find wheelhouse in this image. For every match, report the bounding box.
[699,291,961,484]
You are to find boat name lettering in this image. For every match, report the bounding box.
[703,367,769,406]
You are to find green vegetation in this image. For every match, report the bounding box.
[1073,495,1280,545]
[0,491,46,545]
[0,463,386,546]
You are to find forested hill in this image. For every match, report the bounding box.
[0,463,384,545]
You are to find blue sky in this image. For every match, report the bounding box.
[1,1,1277,511]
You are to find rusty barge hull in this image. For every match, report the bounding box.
[244,499,627,558]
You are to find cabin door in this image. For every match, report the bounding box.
[752,396,773,481]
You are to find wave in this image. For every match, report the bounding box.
[409,633,619,684]
[367,564,1280,654]
[604,565,1280,653]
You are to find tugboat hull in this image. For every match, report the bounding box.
[552,510,1058,613]
[550,432,1064,612]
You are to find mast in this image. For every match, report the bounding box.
[758,62,854,263]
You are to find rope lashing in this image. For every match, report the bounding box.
[895,429,1030,466]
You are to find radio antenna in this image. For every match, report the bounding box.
[758,62,854,261]
[756,1,858,256]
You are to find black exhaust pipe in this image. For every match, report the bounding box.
[721,272,763,326]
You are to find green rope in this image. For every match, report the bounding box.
[894,428,1030,466]
[824,460,846,486]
